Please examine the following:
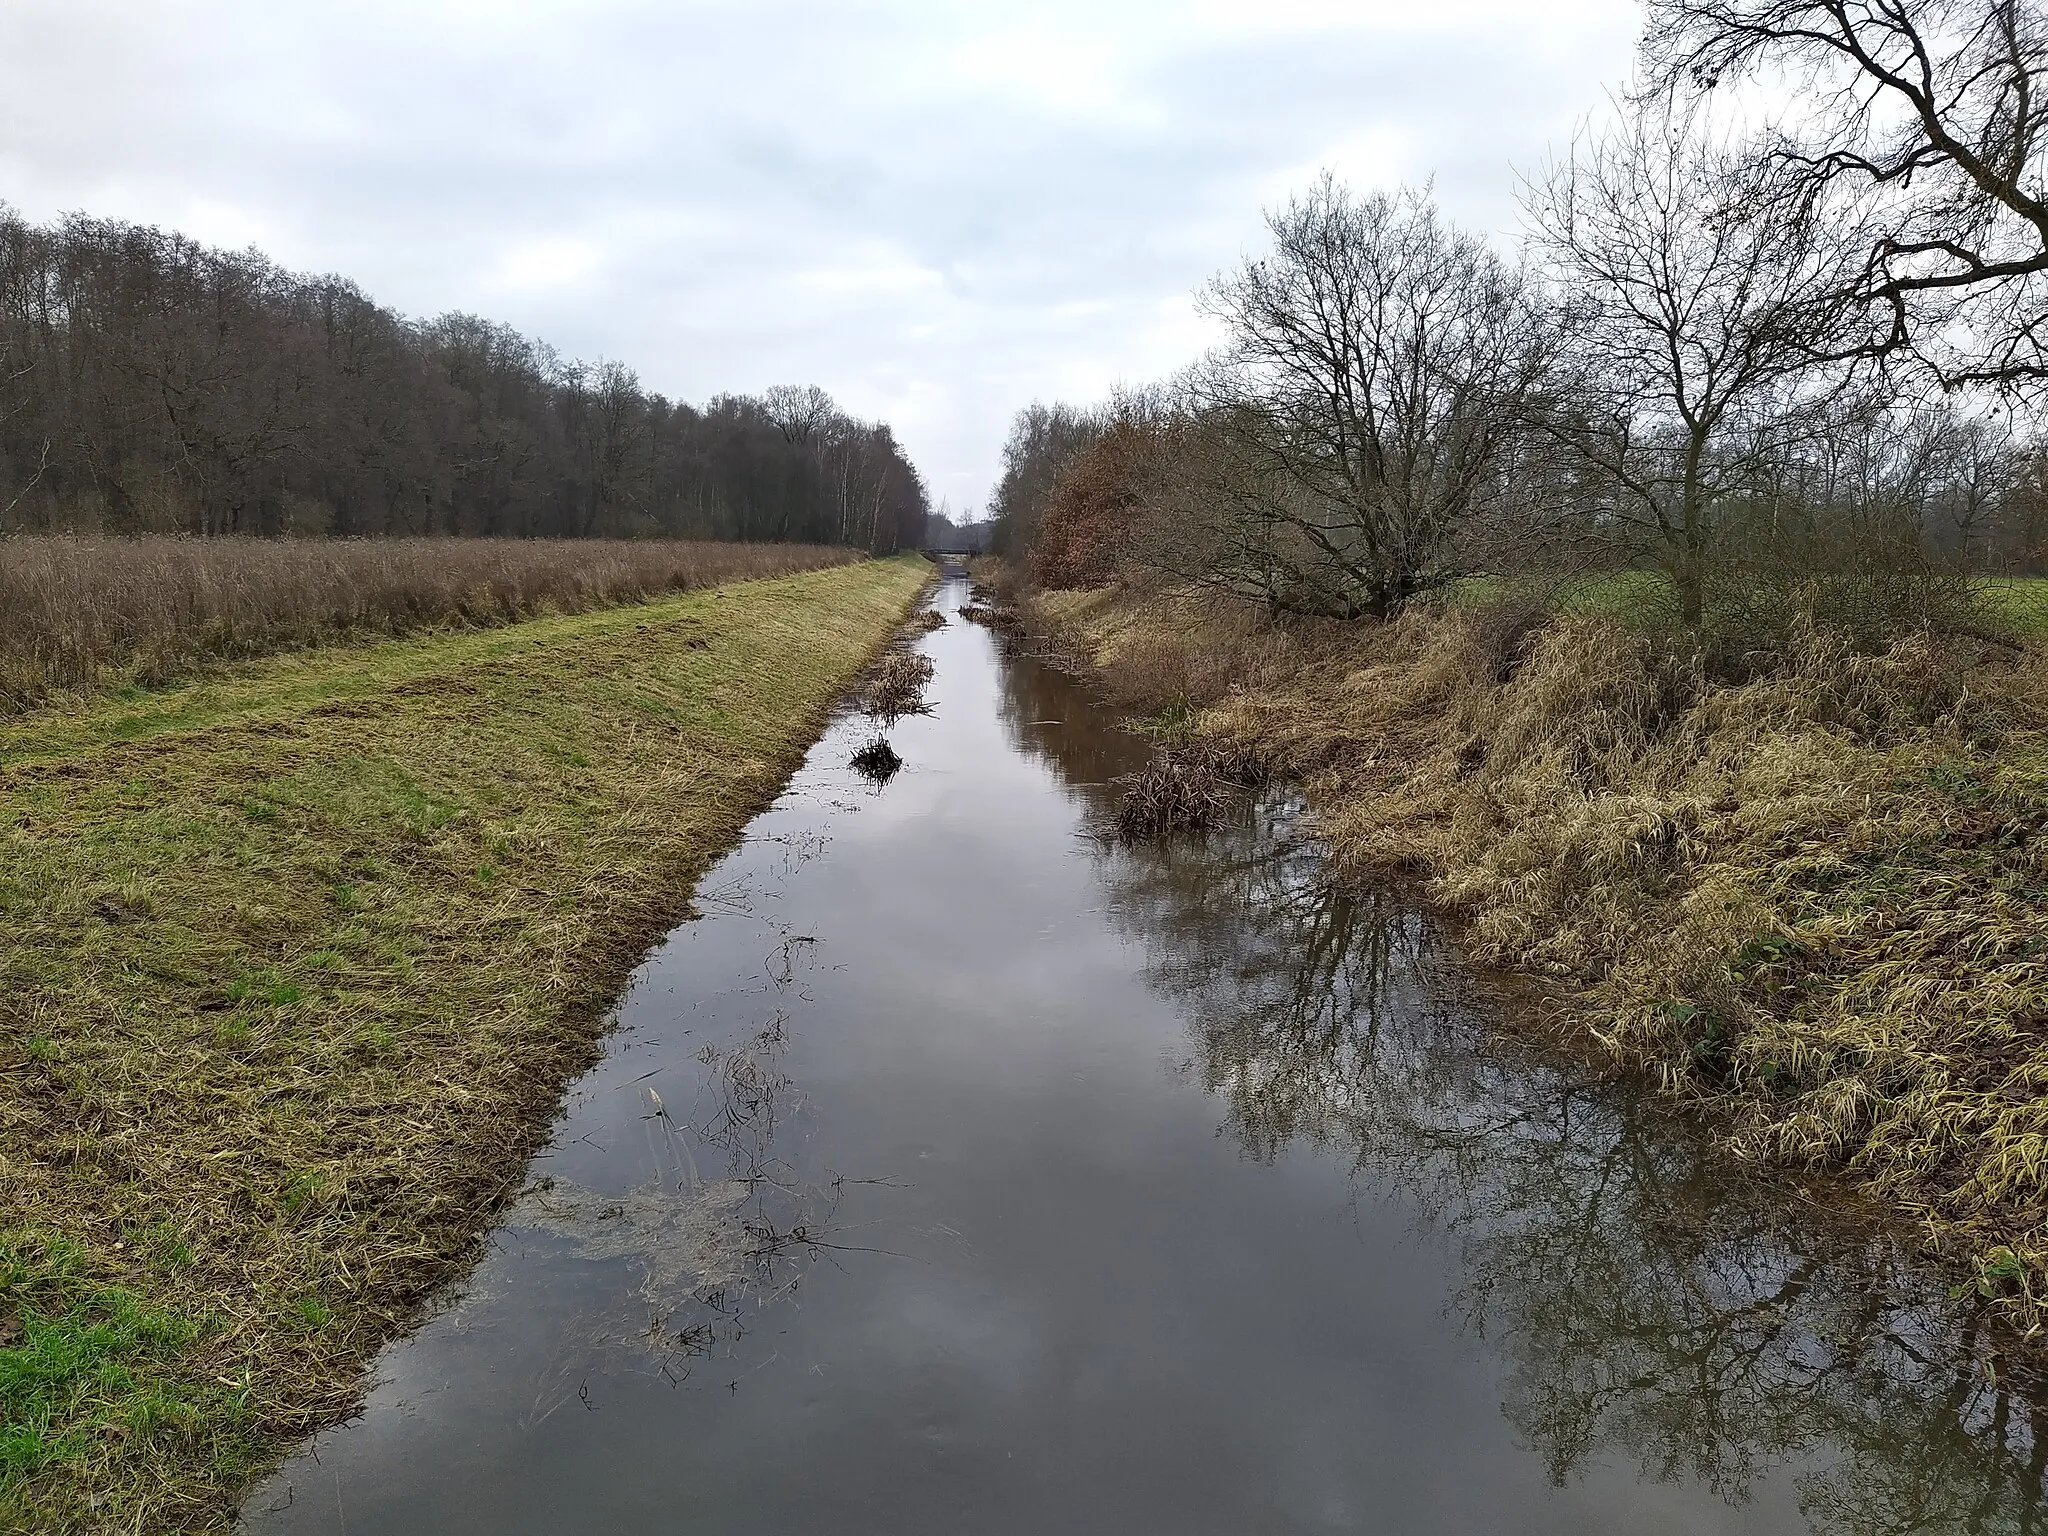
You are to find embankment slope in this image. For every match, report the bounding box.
[0,556,928,1534]
[1028,575,2048,1339]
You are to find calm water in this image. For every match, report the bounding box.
[242,572,2048,1535]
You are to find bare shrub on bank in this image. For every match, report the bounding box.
[1522,100,1868,626]
[0,536,856,713]
[1185,179,1551,618]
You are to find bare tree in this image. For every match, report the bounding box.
[762,383,836,445]
[987,401,1107,558]
[1643,0,2048,389]
[1523,103,1865,623]
[1186,178,1549,618]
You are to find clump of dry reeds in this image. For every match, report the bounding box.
[0,536,857,714]
[908,610,947,633]
[849,736,904,784]
[958,570,1024,633]
[1112,741,1268,840]
[959,599,1016,632]
[859,648,935,725]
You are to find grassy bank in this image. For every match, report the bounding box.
[0,556,929,1533]
[1017,569,2048,1335]
[0,537,859,716]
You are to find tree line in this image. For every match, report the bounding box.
[0,210,928,550]
[991,0,2048,637]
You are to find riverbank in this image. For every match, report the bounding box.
[997,566,2048,1335]
[0,538,859,717]
[0,556,930,1533]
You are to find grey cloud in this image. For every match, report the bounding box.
[0,0,1638,513]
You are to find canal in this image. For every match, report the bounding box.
[243,570,2048,1535]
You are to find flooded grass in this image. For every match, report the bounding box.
[0,556,930,1533]
[850,736,905,784]
[858,649,936,725]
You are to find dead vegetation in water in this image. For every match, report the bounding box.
[1037,578,2048,1334]
[959,599,1021,633]
[849,736,904,784]
[858,648,935,725]
[907,609,948,634]
[959,571,1026,636]
[1112,741,1271,840]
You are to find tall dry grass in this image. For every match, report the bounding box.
[0,537,858,714]
[1037,577,2048,1331]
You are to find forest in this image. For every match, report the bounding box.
[989,0,2048,639]
[0,210,928,551]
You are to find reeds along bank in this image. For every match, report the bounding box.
[0,537,859,713]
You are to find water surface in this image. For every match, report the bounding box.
[243,572,2048,1535]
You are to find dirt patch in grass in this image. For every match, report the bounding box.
[1032,577,2048,1342]
[0,556,929,1533]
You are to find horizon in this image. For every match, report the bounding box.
[0,0,1640,516]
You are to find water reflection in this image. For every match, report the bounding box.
[245,588,2048,1535]
[996,651,2048,1535]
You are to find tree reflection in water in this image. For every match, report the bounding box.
[994,649,2048,1535]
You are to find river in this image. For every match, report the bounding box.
[241,569,2048,1535]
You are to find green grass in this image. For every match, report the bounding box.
[0,556,929,1533]
[1451,570,2048,637]
[0,1233,240,1511]
[1978,577,2048,639]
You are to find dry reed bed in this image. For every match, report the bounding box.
[1034,576,2048,1333]
[857,648,936,725]
[0,537,857,715]
[0,558,929,1533]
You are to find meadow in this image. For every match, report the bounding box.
[0,537,858,715]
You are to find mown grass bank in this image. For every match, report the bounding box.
[1011,568,2048,1338]
[0,556,929,1533]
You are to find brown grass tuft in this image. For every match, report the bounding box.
[1112,741,1268,841]
[859,648,935,724]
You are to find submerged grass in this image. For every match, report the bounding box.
[1033,573,2048,1338]
[0,555,929,1533]
[858,648,936,726]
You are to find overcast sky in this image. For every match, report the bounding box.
[0,0,1642,516]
